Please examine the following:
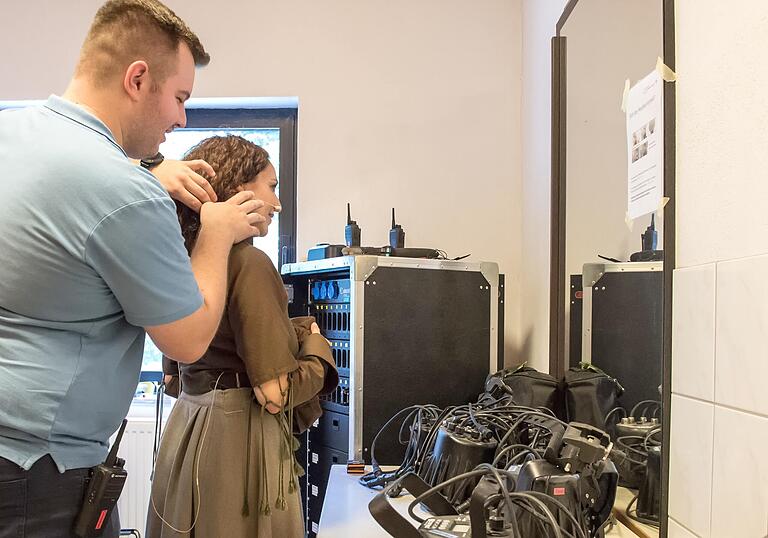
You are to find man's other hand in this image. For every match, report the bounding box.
[200,191,266,244]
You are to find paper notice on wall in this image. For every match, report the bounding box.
[626,69,663,220]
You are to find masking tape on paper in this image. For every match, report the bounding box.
[621,79,631,113]
[656,57,677,82]
[657,196,670,215]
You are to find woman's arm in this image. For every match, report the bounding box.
[225,247,338,413]
[254,323,332,414]
[254,373,289,414]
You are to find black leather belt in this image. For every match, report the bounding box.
[181,370,252,395]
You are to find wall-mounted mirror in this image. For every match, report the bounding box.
[551,0,675,536]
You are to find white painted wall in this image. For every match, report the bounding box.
[520,0,567,370]
[669,2,768,537]
[0,0,524,362]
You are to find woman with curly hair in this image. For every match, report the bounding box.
[147,135,338,538]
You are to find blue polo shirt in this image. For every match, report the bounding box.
[0,96,203,471]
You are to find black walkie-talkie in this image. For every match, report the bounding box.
[345,203,361,247]
[389,208,405,248]
[73,419,129,537]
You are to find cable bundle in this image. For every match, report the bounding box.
[368,418,618,538]
[604,399,662,527]
[365,390,621,538]
[361,394,566,502]
[407,465,589,538]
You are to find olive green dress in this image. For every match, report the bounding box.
[146,243,338,538]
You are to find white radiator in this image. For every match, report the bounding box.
[115,418,156,533]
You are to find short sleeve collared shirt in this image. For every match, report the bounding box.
[0,96,203,471]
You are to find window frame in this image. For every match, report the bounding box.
[140,106,299,378]
[183,107,299,267]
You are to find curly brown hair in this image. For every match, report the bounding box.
[176,135,271,253]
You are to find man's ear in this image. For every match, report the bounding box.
[123,61,150,102]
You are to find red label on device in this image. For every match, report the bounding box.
[95,509,108,530]
[553,487,566,496]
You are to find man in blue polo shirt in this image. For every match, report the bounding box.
[0,1,265,535]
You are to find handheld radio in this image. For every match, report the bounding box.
[72,419,129,537]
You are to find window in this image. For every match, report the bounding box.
[136,105,298,385]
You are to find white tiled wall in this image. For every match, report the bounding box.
[670,255,768,538]
[668,518,701,538]
[715,257,768,417]
[710,406,768,538]
[668,394,713,537]
[674,3,768,536]
[672,265,715,401]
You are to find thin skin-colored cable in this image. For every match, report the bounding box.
[150,371,224,534]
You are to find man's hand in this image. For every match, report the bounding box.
[152,159,218,212]
[199,191,266,245]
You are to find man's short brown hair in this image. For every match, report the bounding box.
[76,0,209,85]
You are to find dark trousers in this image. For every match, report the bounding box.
[0,455,119,538]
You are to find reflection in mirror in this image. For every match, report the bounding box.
[562,1,664,535]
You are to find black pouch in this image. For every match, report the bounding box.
[484,363,561,415]
[563,363,624,427]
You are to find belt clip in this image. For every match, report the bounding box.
[235,372,242,388]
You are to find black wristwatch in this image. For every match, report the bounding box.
[140,152,164,170]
